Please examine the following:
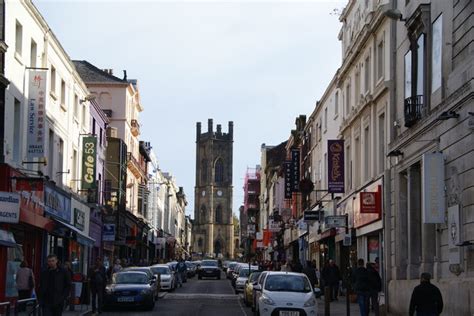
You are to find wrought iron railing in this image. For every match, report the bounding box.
[404,95,424,127]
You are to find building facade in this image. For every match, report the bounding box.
[193,119,234,258]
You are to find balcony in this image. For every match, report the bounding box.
[131,119,140,137]
[127,152,144,179]
[404,95,424,127]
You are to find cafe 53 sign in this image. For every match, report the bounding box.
[82,136,97,192]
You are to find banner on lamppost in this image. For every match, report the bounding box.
[328,140,345,193]
[26,70,47,160]
[422,152,445,223]
[284,161,292,199]
[81,136,97,191]
[291,149,300,192]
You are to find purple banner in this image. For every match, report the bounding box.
[284,161,292,199]
[328,140,345,193]
[291,149,300,192]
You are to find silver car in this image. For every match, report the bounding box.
[150,264,176,291]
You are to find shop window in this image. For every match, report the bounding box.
[69,240,84,275]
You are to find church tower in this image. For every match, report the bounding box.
[193,119,234,259]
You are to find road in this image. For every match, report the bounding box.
[101,271,252,316]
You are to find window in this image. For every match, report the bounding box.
[377,40,384,80]
[82,104,86,127]
[364,55,371,93]
[318,160,322,181]
[355,136,361,188]
[378,113,385,174]
[324,108,328,131]
[74,94,79,119]
[345,83,351,117]
[99,127,103,146]
[48,130,54,178]
[318,117,322,141]
[58,138,64,185]
[404,51,412,98]
[30,39,37,68]
[13,99,21,162]
[323,153,327,187]
[50,66,56,93]
[72,149,77,190]
[346,144,351,191]
[416,35,424,96]
[92,118,96,135]
[214,159,224,183]
[335,91,339,116]
[60,80,66,107]
[15,20,23,56]
[355,70,360,103]
[364,126,370,181]
[215,205,222,224]
[432,15,442,91]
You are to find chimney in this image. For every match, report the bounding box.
[208,119,213,133]
[123,70,127,81]
[216,124,222,134]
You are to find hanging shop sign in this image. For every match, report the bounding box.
[304,210,320,221]
[360,189,381,214]
[268,219,281,232]
[325,215,347,229]
[26,70,47,160]
[103,224,115,242]
[284,161,292,199]
[82,136,97,191]
[327,140,345,193]
[44,185,71,222]
[291,149,300,192]
[73,208,85,231]
[422,152,445,224]
[0,192,20,224]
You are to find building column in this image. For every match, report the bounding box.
[207,223,214,256]
[407,164,421,280]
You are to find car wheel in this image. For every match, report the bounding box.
[198,275,202,280]
[217,275,221,280]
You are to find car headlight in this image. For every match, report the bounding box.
[304,297,317,307]
[105,288,113,294]
[261,295,276,306]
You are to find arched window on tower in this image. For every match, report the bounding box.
[200,205,206,222]
[201,159,208,183]
[214,158,224,183]
[215,205,222,224]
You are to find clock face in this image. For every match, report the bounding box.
[201,190,206,197]
[217,190,223,197]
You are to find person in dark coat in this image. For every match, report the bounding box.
[88,258,107,314]
[324,259,341,301]
[303,261,318,288]
[39,254,72,316]
[292,260,303,273]
[351,258,370,316]
[367,262,382,316]
[409,273,443,316]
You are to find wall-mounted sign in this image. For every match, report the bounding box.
[26,70,47,160]
[360,190,381,214]
[291,149,300,192]
[103,224,115,242]
[325,215,347,229]
[343,234,352,246]
[284,161,292,199]
[82,136,97,191]
[44,185,71,222]
[328,140,345,193]
[73,208,85,231]
[0,192,20,224]
[422,152,445,223]
[304,210,320,221]
[268,219,281,232]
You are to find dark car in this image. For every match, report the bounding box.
[185,261,196,278]
[123,267,160,293]
[104,271,156,310]
[198,260,221,280]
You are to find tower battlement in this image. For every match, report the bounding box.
[196,119,233,142]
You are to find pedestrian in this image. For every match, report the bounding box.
[38,254,72,316]
[16,260,35,300]
[351,258,370,316]
[409,272,443,316]
[63,261,74,310]
[88,258,107,315]
[176,258,187,287]
[367,262,382,316]
[323,259,341,301]
[303,261,318,288]
[292,260,303,273]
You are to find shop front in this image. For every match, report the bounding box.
[88,206,103,264]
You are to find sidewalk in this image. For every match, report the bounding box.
[318,297,361,316]
[62,305,91,316]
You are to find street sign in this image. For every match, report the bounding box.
[304,210,321,221]
[325,215,347,228]
[343,234,352,246]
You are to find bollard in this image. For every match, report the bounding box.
[346,283,351,316]
[324,286,331,316]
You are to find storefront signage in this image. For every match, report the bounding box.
[291,149,300,191]
[268,219,281,232]
[325,215,347,228]
[0,192,20,223]
[44,185,71,222]
[82,136,97,191]
[360,190,381,214]
[284,161,292,199]
[304,210,320,221]
[73,208,85,231]
[343,234,352,246]
[327,140,345,193]
[422,152,445,224]
[103,224,115,241]
[26,70,47,160]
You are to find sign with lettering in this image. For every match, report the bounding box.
[360,190,381,214]
[82,136,97,192]
[26,70,47,160]
[291,149,300,191]
[268,219,281,232]
[422,152,445,223]
[328,140,345,193]
[44,185,71,222]
[325,215,347,229]
[74,208,85,231]
[0,192,20,223]
[284,161,292,199]
[103,224,115,242]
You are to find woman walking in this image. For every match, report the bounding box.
[16,260,35,299]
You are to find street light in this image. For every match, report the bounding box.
[383,9,406,21]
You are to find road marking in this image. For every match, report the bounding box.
[163,293,239,300]
[237,293,247,316]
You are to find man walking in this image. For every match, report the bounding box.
[325,259,341,301]
[39,254,71,316]
[176,258,187,287]
[367,262,382,316]
[303,261,318,288]
[352,258,370,316]
[89,258,107,315]
[409,273,443,316]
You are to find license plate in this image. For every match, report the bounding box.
[279,311,299,316]
[117,297,134,302]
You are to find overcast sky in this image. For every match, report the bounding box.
[35,0,345,218]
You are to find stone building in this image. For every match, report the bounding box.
[192,119,234,258]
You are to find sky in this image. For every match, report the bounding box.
[34,0,345,218]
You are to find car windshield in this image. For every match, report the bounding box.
[126,268,149,275]
[249,272,262,282]
[151,267,170,275]
[113,273,148,284]
[264,275,312,293]
[239,268,257,277]
[229,263,238,269]
[201,260,217,267]
[185,262,194,268]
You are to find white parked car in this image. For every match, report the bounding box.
[150,264,176,291]
[234,265,259,294]
[254,272,320,316]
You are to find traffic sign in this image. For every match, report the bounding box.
[325,215,347,228]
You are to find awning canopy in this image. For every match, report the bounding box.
[0,229,18,247]
[54,220,95,247]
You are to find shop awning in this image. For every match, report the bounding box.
[54,220,96,247]
[0,229,18,247]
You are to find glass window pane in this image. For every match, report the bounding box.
[432,15,442,91]
[404,51,412,98]
[417,34,424,96]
